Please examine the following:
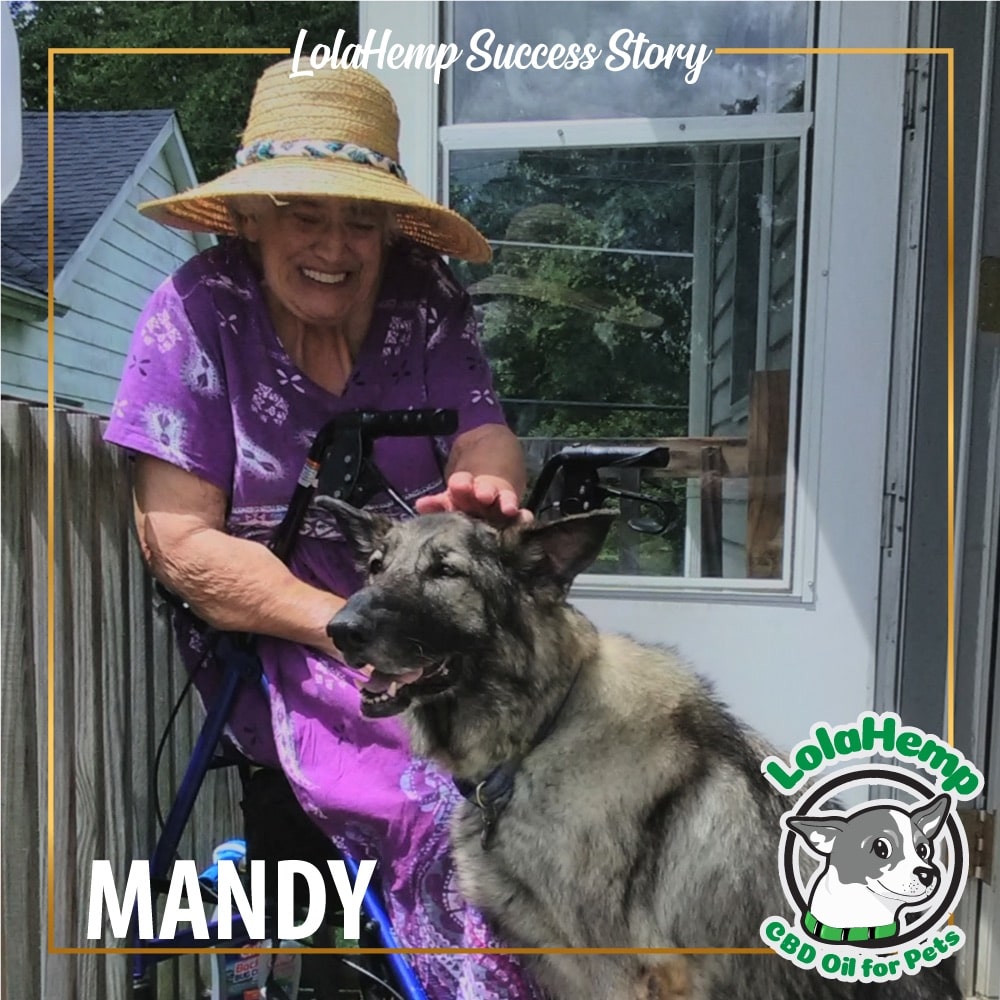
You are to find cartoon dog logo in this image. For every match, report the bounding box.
[785,794,951,944]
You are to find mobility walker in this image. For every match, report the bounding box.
[131,408,672,998]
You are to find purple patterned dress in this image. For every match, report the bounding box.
[105,239,545,999]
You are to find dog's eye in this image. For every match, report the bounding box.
[916,843,930,860]
[872,838,892,859]
[432,562,463,579]
[368,553,384,575]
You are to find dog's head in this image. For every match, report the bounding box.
[317,498,615,717]
[786,795,950,907]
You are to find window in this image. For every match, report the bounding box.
[441,1,812,584]
[447,1,809,122]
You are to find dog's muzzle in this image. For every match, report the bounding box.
[327,592,377,664]
[327,593,453,717]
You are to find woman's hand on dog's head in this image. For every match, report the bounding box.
[415,472,533,526]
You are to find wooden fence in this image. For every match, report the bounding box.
[2,400,242,1000]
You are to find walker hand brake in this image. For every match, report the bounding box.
[595,484,676,536]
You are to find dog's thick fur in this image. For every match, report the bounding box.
[322,501,961,1000]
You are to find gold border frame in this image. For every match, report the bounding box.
[45,45,957,959]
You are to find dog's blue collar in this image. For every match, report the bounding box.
[454,761,520,849]
[454,664,584,850]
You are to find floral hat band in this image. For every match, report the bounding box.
[235,138,408,182]
[137,61,491,263]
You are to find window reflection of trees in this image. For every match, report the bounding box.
[451,147,694,440]
[450,139,800,579]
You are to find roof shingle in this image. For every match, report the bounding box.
[1,109,173,296]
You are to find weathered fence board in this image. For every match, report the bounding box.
[2,400,243,1000]
[2,402,46,996]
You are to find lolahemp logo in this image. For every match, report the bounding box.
[759,713,984,985]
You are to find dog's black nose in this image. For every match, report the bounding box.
[914,866,937,887]
[327,599,373,658]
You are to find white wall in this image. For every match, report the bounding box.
[359,0,439,200]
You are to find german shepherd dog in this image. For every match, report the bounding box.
[321,501,960,1000]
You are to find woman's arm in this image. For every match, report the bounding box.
[133,454,344,655]
[414,423,530,522]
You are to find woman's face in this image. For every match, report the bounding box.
[244,197,388,335]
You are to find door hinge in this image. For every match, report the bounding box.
[959,808,995,884]
[880,487,906,552]
[902,55,929,136]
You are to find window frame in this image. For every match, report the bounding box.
[441,118,814,601]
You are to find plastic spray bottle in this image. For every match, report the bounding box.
[202,839,303,1000]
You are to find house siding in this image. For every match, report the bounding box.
[2,147,202,414]
[704,139,800,576]
[1,313,47,403]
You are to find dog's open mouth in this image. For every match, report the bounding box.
[357,658,452,717]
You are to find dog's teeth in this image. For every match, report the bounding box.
[388,682,398,698]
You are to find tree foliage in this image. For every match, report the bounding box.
[448,147,699,572]
[450,146,694,439]
[12,1,357,180]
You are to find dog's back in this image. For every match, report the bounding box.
[450,632,774,995]
[453,632,960,1000]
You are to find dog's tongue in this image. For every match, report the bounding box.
[359,665,424,693]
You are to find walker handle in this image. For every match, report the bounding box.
[330,408,458,442]
[273,409,459,563]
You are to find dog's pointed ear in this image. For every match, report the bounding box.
[911,794,951,839]
[785,816,847,856]
[314,495,391,560]
[517,511,617,588]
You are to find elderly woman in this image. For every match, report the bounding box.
[105,61,542,999]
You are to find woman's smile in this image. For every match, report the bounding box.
[301,267,348,286]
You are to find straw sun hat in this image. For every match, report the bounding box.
[139,59,492,263]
